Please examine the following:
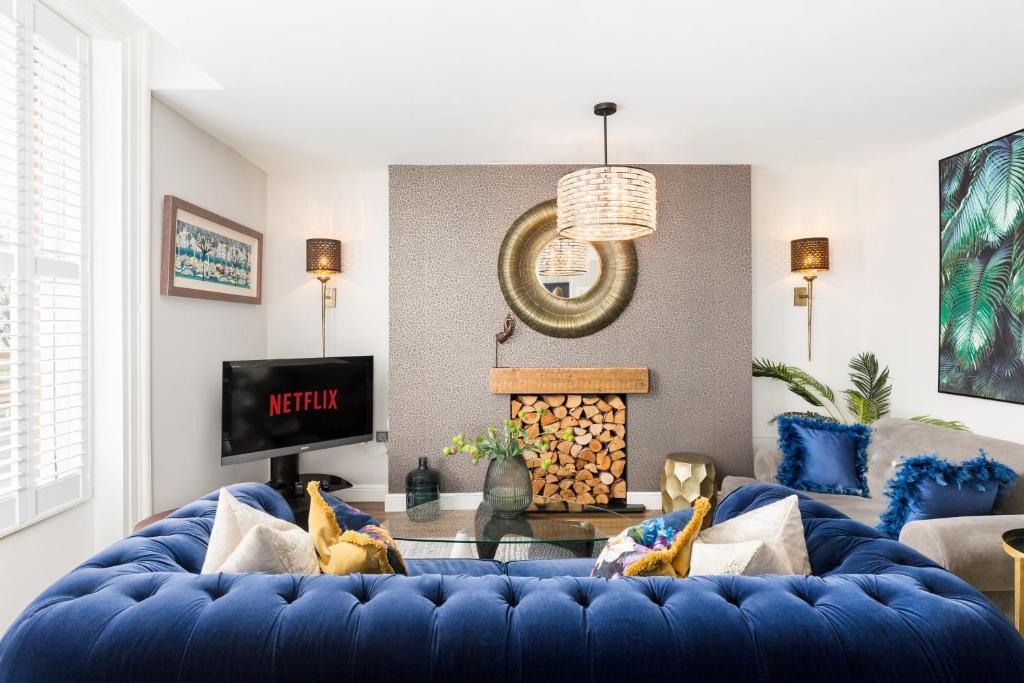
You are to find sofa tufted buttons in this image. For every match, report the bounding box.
[791,589,815,607]
[721,591,741,608]
[866,591,889,607]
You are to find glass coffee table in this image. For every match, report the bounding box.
[383,496,631,560]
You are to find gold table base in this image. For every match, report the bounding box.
[1002,530,1024,634]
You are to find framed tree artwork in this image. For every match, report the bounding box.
[160,196,263,304]
[939,128,1024,402]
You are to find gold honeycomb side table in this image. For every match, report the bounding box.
[661,453,717,517]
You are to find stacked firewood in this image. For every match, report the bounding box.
[513,394,627,506]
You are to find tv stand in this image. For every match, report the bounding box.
[267,453,352,529]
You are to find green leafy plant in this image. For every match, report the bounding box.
[844,353,891,423]
[752,357,849,423]
[908,416,971,432]
[940,131,1024,401]
[442,406,569,469]
[753,352,968,430]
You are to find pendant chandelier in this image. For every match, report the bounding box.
[557,102,657,241]
[537,237,590,277]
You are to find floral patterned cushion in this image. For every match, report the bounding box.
[591,498,711,579]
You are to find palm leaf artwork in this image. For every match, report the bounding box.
[940,129,1024,402]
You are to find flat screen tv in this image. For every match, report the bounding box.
[222,356,373,466]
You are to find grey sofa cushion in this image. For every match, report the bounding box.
[723,475,884,527]
[797,490,887,526]
[898,514,1024,592]
[867,418,1024,512]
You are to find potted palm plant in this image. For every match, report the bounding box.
[752,351,967,429]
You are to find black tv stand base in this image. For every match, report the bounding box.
[266,453,352,529]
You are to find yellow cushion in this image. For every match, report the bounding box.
[623,497,711,578]
[307,481,405,575]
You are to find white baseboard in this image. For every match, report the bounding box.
[626,491,663,509]
[385,491,663,513]
[335,484,387,503]
[384,491,483,512]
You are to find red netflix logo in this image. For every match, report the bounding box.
[269,389,339,416]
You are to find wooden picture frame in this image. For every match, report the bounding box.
[160,195,263,304]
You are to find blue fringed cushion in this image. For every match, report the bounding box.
[776,415,872,497]
[320,489,379,529]
[877,450,1018,539]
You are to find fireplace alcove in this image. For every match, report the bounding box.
[489,367,649,512]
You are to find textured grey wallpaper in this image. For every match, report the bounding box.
[389,165,751,493]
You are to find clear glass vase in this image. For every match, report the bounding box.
[483,454,532,518]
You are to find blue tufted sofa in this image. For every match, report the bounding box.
[1,482,1022,682]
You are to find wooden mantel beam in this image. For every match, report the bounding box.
[489,367,649,395]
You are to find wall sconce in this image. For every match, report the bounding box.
[790,237,829,361]
[305,238,342,357]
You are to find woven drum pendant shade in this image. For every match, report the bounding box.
[557,102,656,241]
[557,165,657,241]
[537,238,590,277]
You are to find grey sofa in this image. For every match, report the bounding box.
[721,417,1024,615]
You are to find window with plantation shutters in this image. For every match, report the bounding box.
[0,0,88,537]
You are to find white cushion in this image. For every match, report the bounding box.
[688,538,784,576]
[201,488,319,575]
[688,494,811,576]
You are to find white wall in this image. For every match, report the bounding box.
[752,100,1024,451]
[265,170,389,499]
[150,97,269,511]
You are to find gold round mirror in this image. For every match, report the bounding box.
[498,200,637,338]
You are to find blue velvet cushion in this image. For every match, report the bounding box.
[776,415,871,497]
[319,489,378,529]
[877,450,1018,538]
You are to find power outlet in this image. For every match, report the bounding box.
[375,431,389,443]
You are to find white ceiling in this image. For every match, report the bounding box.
[125,0,1024,171]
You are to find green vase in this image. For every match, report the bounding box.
[483,454,531,518]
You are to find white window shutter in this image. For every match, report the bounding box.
[0,0,87,536]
